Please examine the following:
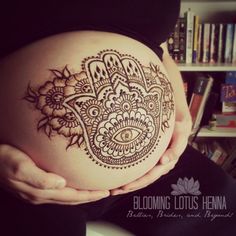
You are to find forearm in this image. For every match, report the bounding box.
[160,43,192,131]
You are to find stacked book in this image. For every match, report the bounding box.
[210,113,236,132]
[167,9,236,64]
[208,71,236,132]
[221,71,236,114]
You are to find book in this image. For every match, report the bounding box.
[189,74,214,132]
[221,84,236,103]
[214,113,236,127]
[197,24,203,62]
[210,141,228,166]
[173,18,181,62]
[202,23,211,63]
[222,102,236,113]
[225,71,236,84]
[232,24,236,64]
[167,31,174,58]
[179,17,186,63]
[189,76,208,126]
[224,23,234,63]
[217,23,225,63]
[209,23,219,63]
[184,9,195,64]
[200,91,219,127]
[216,150,228,166]
[210,126,236,132]
[192,15,199,63]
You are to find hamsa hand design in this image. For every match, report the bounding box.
[25,50,174,169]
[63,51,173,168]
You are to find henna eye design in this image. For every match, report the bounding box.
[113,128,141,143]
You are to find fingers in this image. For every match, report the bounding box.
[0,144,66,189]
[13,160,66,190]
[0,144,110,205]
[111,160,177,196]
[160,122,189,164]
[8,179,110,205]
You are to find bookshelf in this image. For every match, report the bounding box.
[178,63,236,72]
[179,0,236,138]
[197,126,236,137]
[180,0,236,23]
[179,1,236,176]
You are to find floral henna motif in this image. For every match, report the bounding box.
[24,50,175,168]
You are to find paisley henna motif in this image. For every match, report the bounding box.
[24,50,174,168]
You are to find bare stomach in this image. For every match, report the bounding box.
[0,31,175,190]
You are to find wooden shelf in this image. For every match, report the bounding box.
[178,63,236,72]
[196,126,236,137]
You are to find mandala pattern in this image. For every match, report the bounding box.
[24,50,175,168]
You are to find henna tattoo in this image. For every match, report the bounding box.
[24,50,175,168]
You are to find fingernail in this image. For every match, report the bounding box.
[162,156,169,164]
[97,191,109,198]
[103,191,110,197]
[55,178,66,188]
[112,190,125,195]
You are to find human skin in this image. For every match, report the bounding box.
[0,33,191,204]
[111,42,192,195]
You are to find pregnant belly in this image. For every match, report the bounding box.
[0,31,175,190]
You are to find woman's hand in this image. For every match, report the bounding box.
[159,119,191,164]
[0,144,109,205]
[110,118,192,196]
[110,159,178,196]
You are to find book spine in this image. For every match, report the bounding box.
[179,17,186,63]
[217,153,228,166]
[192,76,214,131]
[217,23,224,63]
[211,149,223,163]
[192,15,199,63]
[210,141,225,165]
[216,147,228,166]
[222,102,236,113]
[185,10,195,64]
[224,23,234,63]
[214,113,236,128]
[221,84,236,103]
[173,18,180,62]
[200,91,219,126]
[189,76,209,128]
[197,24,203,62]
[167,31,174,58]
[209,23,215,63]
[202,23,211,63]
[232,24,236,64]
[209,23,219,63]
[225,71,236,84]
